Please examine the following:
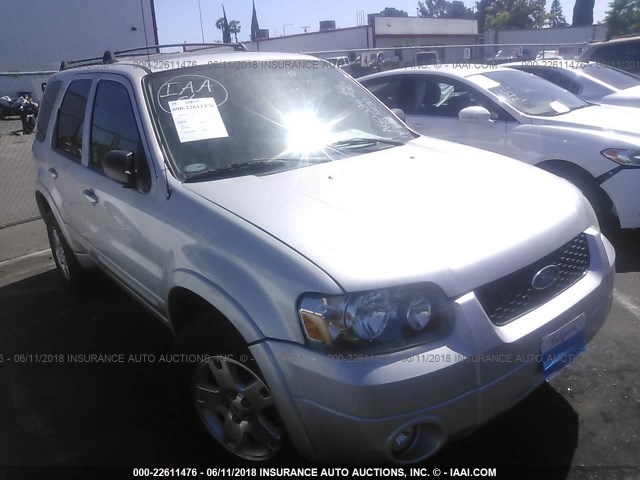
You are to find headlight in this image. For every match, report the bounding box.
[601,148,640,167]
[298,283,452,352]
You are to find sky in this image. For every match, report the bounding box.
[153,0,611,45]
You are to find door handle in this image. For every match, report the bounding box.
[82,189,99,204]
[48,167,58,179]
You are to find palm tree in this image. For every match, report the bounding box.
[229,20,241,42]
[215,17,241,42]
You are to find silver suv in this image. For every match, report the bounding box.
[33,45,615,464]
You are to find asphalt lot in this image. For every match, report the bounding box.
[0,119,638,479]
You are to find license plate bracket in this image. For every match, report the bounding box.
[541,313,586,379]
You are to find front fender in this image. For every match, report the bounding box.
[509,124,624,177]
[167,268,264,343]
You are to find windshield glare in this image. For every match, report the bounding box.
[468,70,588,116]
[146,60,412,179]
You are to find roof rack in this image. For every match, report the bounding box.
[59,42,247,71]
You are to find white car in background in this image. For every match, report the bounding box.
[360,65,640,233]
[505,61,640,107]
[535,50,564,60]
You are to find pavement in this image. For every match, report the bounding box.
[0,121,638,477]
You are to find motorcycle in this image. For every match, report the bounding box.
[0,95,27,119]
[19,97,38,134]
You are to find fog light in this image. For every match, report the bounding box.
[391,426,416,454]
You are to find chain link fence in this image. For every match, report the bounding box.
[0,119,40,229]
[305,42,590,78]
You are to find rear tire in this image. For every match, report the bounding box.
[170,313,288,463]
[45,215,93,295]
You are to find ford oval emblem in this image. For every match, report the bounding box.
[531,265,560,290]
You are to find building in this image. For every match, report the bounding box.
[0,0,158,100]
[249,15,479,65]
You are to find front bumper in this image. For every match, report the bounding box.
[250,230,615,464]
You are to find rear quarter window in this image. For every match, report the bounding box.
[36,80,62,142]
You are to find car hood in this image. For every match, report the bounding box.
[600,85,640,107]
[530,104,640,136]
[184,138,595,297]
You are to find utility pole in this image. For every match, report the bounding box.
[197,0,205,42]
[282,23,292,36]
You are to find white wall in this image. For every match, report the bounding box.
[250,27,373,55]
[484,25,607,50]
[374,16,478,36]
[0,74,50,102]
[0,0,157,72]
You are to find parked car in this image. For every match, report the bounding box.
[536,50,563,60]
[33,48,615,465]
[579,35,640,74]
[360,64,640,233]
[326,56,350,69]
[416,50,440,66]
[489,47,534,65]
[350,51,400,78]
[505,61,640,107]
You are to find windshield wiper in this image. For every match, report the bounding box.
[183,158,327,183]
[328,137,406,149]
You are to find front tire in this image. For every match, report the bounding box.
[171,314,287,462]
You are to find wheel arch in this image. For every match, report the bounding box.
[536,159,620,229]
[166,271,264,344]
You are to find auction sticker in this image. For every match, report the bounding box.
[169,97,228,143]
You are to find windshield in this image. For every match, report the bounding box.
[468,70,588,116]
[145,60,413,180]
[581,64,640,90]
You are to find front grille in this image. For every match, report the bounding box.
[475,233,590,326]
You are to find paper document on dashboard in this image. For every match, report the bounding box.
[169,98,229,143]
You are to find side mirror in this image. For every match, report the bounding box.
[41,82,47,93]
[103,150,136,187]
[391,108,406,122]
[458,106,491,121]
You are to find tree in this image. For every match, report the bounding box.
[605,0,640,37]
[549,0,568,26]
[476,0,491,33]
[572,0,595,25]
[379,7,409,16]
[484,0,547,28]
[216,17,241,42]
[418,0,475,18]
[229,20,241,42]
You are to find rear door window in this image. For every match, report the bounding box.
[55,79,92,161]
